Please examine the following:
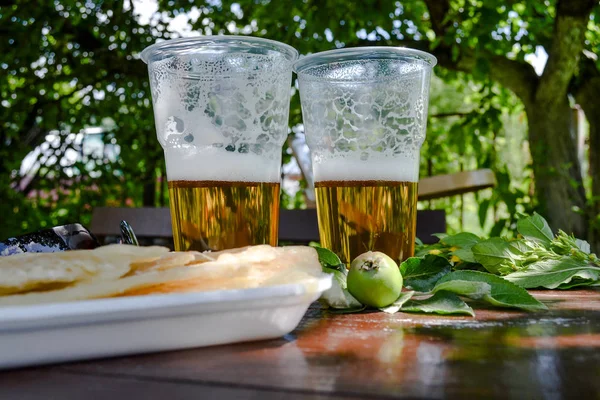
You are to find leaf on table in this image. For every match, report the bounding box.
[433,270,547,311]
[433,280,492,299]
[320,267,363,309]
[314,246,345,272]
[452,261,487,271]
[380,291,415,314]
[400,255,452,292]
[575,239,591,254]
[517,213,554,245]
[503,256,600,289]
[401,291,475,316]
[557,276,600,289]
[328,305,367,314]
[451,248,478,263]
[507,239,536,254]
[471,237,525,274]
[414,242,447,258]
[441,232,482,248]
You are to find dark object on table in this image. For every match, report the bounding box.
[0,223,100,256]
[119,220,139,246]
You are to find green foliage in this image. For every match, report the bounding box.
[400,255,452,292]
[504,256,600,289]
[313,246,345,272]
[432,270,547,311]
[1,0,165,238]
[415,213,600,289]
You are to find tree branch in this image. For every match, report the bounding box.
[351,37,539,107]
[431,46,539,108]
[420,1,538,107]
[430,112,472,118]
[423,0,451,37]
[536,0,596,104]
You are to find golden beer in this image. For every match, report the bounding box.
[314,180,418,265]
[168,180,280,252]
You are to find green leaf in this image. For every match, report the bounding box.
[471,237,523,274]
[558,277,599,289]
[433,280,492,299]
[414,243,446,258]
[400,255,452,292]
[575,239,591,254]
[401,291,475,316]
[517,213,554,245]
[503,256,600,289]
[433,270,547,311]
[507,239,536,254]
[380,291,415,314]
[452,248,477,263]
[478,198,491,228]
[490,218,508,237]
[314,246,345,272]
[320,267,363,309]
[441,232,481,248]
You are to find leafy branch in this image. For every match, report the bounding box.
[416,213,600,289]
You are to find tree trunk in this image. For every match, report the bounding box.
[576,74,600,252]
[526,100,588,239]
[590,119,600,252]
[588,115,600,252]
[422,0,595,242]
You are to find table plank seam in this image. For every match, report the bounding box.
[56,367,427,400]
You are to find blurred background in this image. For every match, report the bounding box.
[1,0,599,250]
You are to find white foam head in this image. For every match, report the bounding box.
[165,147,282,182]
[312,153,420,183]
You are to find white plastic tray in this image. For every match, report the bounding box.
[0,275,331,369]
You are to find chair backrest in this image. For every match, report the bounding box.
[90,207,445,246]
[419,169,496,201]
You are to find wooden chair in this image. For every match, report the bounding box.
[418,169,496,201]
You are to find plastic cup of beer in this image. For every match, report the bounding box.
[141,37,298,251]
[294,47,436,264]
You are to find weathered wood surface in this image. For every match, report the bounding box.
[2,290,600,399]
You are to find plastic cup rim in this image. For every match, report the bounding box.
[292,46,437,77]
[140,35,299,65]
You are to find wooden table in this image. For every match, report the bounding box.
[2,289,600,399]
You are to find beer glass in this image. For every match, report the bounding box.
[141,37,298,251]
[294,47,436,264]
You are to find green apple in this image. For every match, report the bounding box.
[347,251,403,308]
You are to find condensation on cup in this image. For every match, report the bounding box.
[294,47,436,264]
[141,36,298,251]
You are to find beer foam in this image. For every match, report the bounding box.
[164,147,281,182]
[312,154,420,183]
[148,52,293,184]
